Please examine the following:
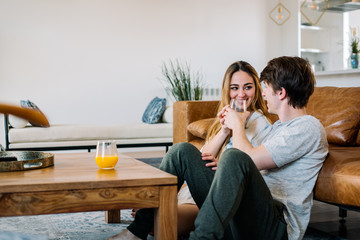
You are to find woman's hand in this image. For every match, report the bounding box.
[217,105,231,135]
[201,107,231,158]
[202,152,219,170]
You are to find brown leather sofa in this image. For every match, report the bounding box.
[173,86,360,219]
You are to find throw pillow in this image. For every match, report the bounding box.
[187,118,215,139]
[8,115,29,128]
[142,97,167,124]
[161,106,173,123]
[20,100,46,127]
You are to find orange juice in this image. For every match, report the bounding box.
[95,155,118,169]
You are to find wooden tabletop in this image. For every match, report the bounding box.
[0,152,177,193]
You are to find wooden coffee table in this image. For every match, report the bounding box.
[0,152,177,239]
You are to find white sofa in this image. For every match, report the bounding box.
[4,116,172,152]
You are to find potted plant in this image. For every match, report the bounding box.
[161,59,204,101]
[350,26,359,69]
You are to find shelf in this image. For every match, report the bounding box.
[314,68,360,77]
[301,48,327,53]
[299,12,348,75]
[300,25,325,31]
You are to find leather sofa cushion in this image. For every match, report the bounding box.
[314,145,360,207]
[307,87,360,146]
[187,118,215,140]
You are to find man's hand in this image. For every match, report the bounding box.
[223,106,250,130]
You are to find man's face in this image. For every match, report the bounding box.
[262,82,278,114]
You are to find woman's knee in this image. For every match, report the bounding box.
[171,142,197,152]
[169,142,200,160]
[161,142,200,168]
[219,148,254,169]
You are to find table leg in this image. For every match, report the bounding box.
[105,210,121,223]
[154,185,177,239]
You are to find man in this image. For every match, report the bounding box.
[108,56,328,240]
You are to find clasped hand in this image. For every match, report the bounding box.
[203,105,250,171]
[218,105,249,131]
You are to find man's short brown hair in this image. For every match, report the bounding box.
[260,56,315,108]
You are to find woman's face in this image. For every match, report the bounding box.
[229,71,256,109]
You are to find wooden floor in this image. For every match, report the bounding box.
[125,150,360,239]
[309,201,360,240]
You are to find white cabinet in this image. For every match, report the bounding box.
[300,12,344,72]
[300,24,328,71]
[301,25,328,53]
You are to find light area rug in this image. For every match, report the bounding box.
[0,210,133,240]
[0,209,346,240]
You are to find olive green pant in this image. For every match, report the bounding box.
[128,142,287,240]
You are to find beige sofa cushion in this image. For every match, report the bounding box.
[9,123,172,144]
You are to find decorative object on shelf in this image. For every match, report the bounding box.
[311,61,325,72]
[350,26,359,69]
[161,58,204,101]
[269,0,291,25]
[351,53,359,69]
[300,0,329,26]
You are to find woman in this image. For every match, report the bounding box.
[174,60,273,237]
[130,61,271,237]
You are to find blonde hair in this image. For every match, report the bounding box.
[205,61,268,158]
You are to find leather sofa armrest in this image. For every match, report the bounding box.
[173,100,220,144]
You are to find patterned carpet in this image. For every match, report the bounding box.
[0,209,345,240]
[0,210,132,240]
[0,158,345,240]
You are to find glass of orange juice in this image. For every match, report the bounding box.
[95,141,118,169]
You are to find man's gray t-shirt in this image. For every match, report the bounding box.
[262,115,328,240]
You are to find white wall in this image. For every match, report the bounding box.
[0,0,273,126]
[0,0,312,147]
[265,0,299,58]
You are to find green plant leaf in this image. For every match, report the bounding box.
[161,58,204,101]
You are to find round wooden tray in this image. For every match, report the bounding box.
[0,151,54,172]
